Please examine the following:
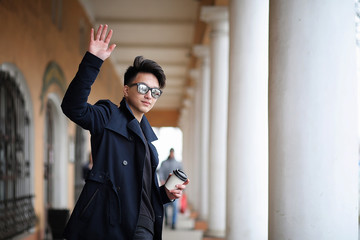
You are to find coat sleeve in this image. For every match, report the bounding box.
[61,52,112,134]
[159,185,172,204]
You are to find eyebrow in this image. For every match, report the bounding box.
[135,82,160,89]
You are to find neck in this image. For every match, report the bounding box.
[131,108,143,122]
[135,114,143,122]
[124,99,143,122]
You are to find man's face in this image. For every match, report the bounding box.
[123,72,159,121]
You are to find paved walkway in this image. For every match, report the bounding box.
[165,215,360,240]
[162,212,203,240]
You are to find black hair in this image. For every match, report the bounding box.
[124,56,166,89]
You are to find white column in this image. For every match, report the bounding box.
[193,45,210,220]
[201,6,229,237]
[189,69,202,213]
[181,98,194,200]
[269,1,358,239]
[226,0,269,239]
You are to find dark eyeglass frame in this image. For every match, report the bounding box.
[128,82,163,99]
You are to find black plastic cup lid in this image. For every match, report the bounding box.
[173,169,188,181]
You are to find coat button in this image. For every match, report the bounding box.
[129,136,134,141]
[116,186,121,191]
[122,160,128,166]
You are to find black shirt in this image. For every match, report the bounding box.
[137,127,155,234]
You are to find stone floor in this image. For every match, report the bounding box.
[162,211,203,240]
[164,213,360,240]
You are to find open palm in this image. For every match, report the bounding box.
[89,24,116,61]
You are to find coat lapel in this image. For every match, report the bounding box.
[104,107,131,140]
[104,98,158,145]
[140,115,158,143]
[127,119,146,145]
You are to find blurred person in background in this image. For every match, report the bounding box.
[158,148,183,230]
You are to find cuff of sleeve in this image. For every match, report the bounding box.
[83,51,104,68]
[159,185,172,204]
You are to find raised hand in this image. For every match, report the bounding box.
[88,24,116,61]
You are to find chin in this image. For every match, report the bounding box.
[146,107,154,113]
[142,108,152,113]
[138,106,151,114]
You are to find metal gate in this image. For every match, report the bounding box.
[0,71,36,239]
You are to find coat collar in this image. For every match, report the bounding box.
[105,98,158,143]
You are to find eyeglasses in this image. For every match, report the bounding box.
[128,82,163,99]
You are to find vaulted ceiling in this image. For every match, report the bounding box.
[79,0,227,126]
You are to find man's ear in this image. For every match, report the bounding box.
[123,85,129,97]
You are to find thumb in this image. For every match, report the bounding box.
[108,44,116,53]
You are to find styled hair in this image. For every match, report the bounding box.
[124,56,166,89]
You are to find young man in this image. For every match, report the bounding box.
[61,25,189,240]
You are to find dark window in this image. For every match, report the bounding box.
[0,71,36,239]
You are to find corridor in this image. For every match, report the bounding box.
[1,0,360,239]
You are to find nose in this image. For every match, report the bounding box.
[144,90,152,99]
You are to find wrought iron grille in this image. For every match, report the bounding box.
[0,71,36,239]
[44,101,54,207]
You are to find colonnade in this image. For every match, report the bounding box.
[180,1,358,239]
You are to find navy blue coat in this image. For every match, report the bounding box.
[61,52,170,240]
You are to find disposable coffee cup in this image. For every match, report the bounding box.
[165,169,188,191]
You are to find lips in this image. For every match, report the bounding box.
[142,101,151,107]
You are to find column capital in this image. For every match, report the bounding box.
[201,6,228,24]
[201,6,229,36]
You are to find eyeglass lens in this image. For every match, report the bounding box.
[137,83,162,99]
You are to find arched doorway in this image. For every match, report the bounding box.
[43,93,68,239]
[42,61,68,239]
[0,65,36,239]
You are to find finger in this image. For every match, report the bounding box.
[100,24,108,41]
[95,24,103,40]
[108,44,117,53]
[104,29,113,44]
[183,179,190,185]
[176,185,186,191]
[171,191,180,198]
[172,194,181,199]
[171,190,183,199]
[171,189,182,195]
